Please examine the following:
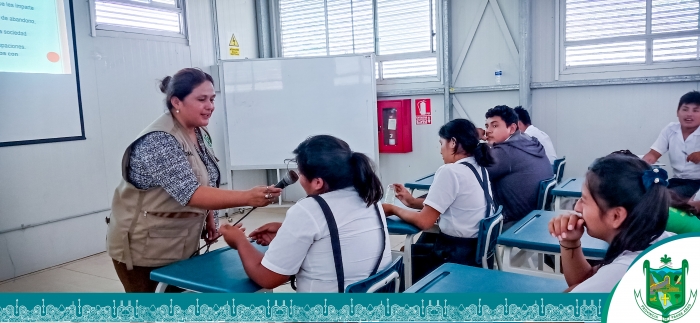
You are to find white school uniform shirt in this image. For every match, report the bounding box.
[571,231,675,293]
[651,122,700,180]
[524,125,558,164]
[261,188,392,292]
[423,157,492,238]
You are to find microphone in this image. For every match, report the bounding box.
[231,170,299,227]
[275,170,299,189]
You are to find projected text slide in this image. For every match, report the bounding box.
[0,0,71,74]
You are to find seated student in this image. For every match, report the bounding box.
[484,105,553,229]
[664,190,700,234]
[384,119,495,280]
[549,154,673,292]
[513,106,558,164]
[643,91,700,200]
[219,135,391,292]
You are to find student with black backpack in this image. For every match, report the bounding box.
[220,135,391,292]
[383,119,496,282]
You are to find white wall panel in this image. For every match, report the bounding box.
[0,0,216,281]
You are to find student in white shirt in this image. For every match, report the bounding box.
[643,91,700,200]
[513,106,558,164]
[219,135,391,292]
[383,118,494,281]
[549,153,673,293]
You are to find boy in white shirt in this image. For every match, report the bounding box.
[514,106,558,164]
[643,91,700,199]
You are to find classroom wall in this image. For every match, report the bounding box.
[376,0,521,188]
[530,0,700,178]
[0,0,218,281]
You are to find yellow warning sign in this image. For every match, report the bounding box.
[229,34,239,47]
[229,47,240,56]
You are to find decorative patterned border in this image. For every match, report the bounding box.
[0,293,605,322]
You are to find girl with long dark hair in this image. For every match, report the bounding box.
[220,135,391,292]
[550,154,674,292]
[383,118,495,281]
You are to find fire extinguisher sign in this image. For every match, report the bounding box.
[415,99,432,125]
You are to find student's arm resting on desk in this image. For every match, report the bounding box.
[220,224,289,289]
[644,124,673,165]
[383,203,440,231]
[642,149,662,165]
[548,213,597,288]
[393,184,424,209]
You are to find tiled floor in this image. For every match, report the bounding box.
[0,207,406,292]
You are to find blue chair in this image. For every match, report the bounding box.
[552,157,566,183]
[475,205,504,270]
[345,255,404,293]
[537,177,558,211]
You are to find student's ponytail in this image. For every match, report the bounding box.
[350,152,384,207]
[293,135,383,207]
[438,119,494,167]
[586,155,670,266]
[472,142,494,167]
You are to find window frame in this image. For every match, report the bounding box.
[556,0,700,79]
[270,0,442,85]
[89,0,188,40]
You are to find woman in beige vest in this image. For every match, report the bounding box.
[106,68,282,292]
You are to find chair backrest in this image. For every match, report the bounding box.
[475,205,503,269]
[537,177,558,211]
[345,255,403,293]
[552,157,566,183]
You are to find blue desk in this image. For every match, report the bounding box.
[497,210,608,279]
[386,215,421,288]
[151,243,268,293]
[551,178,583,210]
[404,173,434,192]
[404,263,568,293]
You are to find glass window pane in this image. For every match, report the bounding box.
[566,41,646,66]
[95,1,181,33]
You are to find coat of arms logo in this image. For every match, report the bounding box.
[635,254,697,322]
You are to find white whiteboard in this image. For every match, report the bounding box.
[222,55,378,169]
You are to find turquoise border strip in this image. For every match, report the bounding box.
[0,293,606,322]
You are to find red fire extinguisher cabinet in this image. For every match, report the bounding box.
[378,99,412,153]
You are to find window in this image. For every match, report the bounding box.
[93,0,185,37]
[277,0,438,81]
[564,0,700,67]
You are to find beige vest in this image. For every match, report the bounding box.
[106,112,220,269]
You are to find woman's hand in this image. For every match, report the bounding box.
[382,203,396,216]
[219,223,247,249]
[248,222,282,246]
[548,213,585,243]
[393,184,414,206]
[203,210,220,244]
[247,186,283,207]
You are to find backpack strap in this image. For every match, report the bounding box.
[369,203,387,276]
[310,195,345,293]
[461,162,495,218]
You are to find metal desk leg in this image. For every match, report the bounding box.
[155,282,168,293]
[555,254,562,274]
[554,196,561,211]
[495,245,503,270]
[501,246,513,272]
[403,233,416,288]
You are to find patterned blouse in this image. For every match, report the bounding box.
[127,128,220,224]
